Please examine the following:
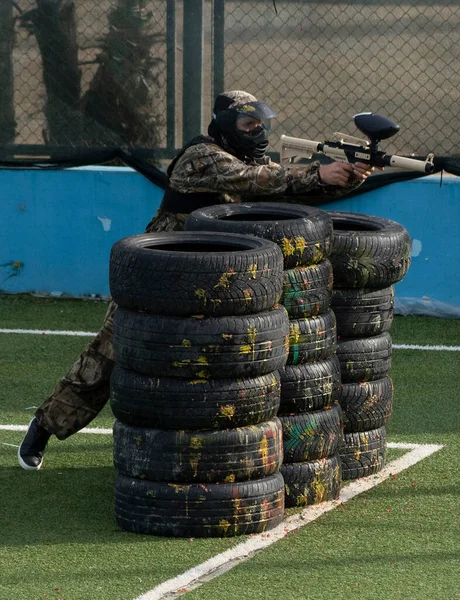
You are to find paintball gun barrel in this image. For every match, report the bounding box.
[280,113,435,174]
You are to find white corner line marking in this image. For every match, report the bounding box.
[131,443,443,600]
[0,426,443,598]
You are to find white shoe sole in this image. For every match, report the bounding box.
[17,419,44,471]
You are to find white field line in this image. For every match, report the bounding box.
[392,344,460,351]
[1,328,459,351]
[0,328,98,336]
[132,442,443,600]
[0,424,113,435]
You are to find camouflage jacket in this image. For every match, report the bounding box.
[145,141,362,234]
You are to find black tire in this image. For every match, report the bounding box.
[185,202,333,268]
[279,404,343,463]
[328,211,411,288]
[110,231,284,316]
[337,332,392,383]
[331,286,394,337]
[113,307,289,379]
[113,419,283,483]
[278,356,341,414]
[280,454,342,507]
[339,376,394,433]
[114,472,285,537]
[110,367,281,430]
[287,310,337,365]
[340,426,387,480]
[281,260,333,318]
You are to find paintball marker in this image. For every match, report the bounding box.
[280,113,435,174]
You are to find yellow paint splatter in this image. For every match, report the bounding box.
[289,323,301,344]
[248,263,258,279]
[312,242,325,262]
[168,483,189,494]
[218,519,232,535]
[189,456,199,478]
[197,356,209,364]
[294,236,306,253]
[11,261,24,271]
[181,339,191,347]
[239,345,252,355]
[259,437,269,465]
[190,437,202,449]
[173,359,191,368]
[196,369,210,379]
[220,405,236,418]
[222,333,233,340]
[224,474,235,483]
[239,104,256,113]
[281,237,295,256]
[210,298,223,310]
[214,268,236,289]
[194,288,207,304]
[311,474,326,503]
[247,327,257,345]
[188,379,208,385]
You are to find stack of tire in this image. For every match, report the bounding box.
[108,231,290,537]
[327,211,411,480]
[185,203,344,508]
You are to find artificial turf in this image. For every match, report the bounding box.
[0,295,459,600]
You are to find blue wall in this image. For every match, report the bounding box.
[1,167,163,298]
[1,167,459,316]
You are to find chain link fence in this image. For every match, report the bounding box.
[1,0,459,160]
[222,1,460,157]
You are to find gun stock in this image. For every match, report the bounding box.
[280,135,322,165]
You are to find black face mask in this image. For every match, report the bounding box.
[212,110,270,160]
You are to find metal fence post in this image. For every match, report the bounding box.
[212,0,225,101]
[0,0,15,143]
[166,0,176,150]
[182,0,204,143]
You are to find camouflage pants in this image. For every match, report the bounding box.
[35,210,186,440]
[35,302,117,439]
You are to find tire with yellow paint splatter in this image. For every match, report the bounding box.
[281,260,333,318]
[337,332,392,383]
[339,376,393,433]
[185,202,333,268]
[279,403,344,463]
[110,231,284,316]
[332,286,394,337]
[113,418,283,483]
[287,310,337,365]
[328,212,411,288]
[113,306,289,379]
[340,426,387,480]
[114,472,285,537]
[278,356,341,414]
[280,454,342,507]
[110,366,281,429]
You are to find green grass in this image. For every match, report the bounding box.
[0,294,459,600]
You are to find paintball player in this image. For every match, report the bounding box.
[18,90,374,470]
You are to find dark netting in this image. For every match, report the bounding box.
[1,0,459,192]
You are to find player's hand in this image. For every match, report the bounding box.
[319,162,377,187]
[352,162,378,180]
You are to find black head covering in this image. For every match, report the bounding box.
[208,90,277,160]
